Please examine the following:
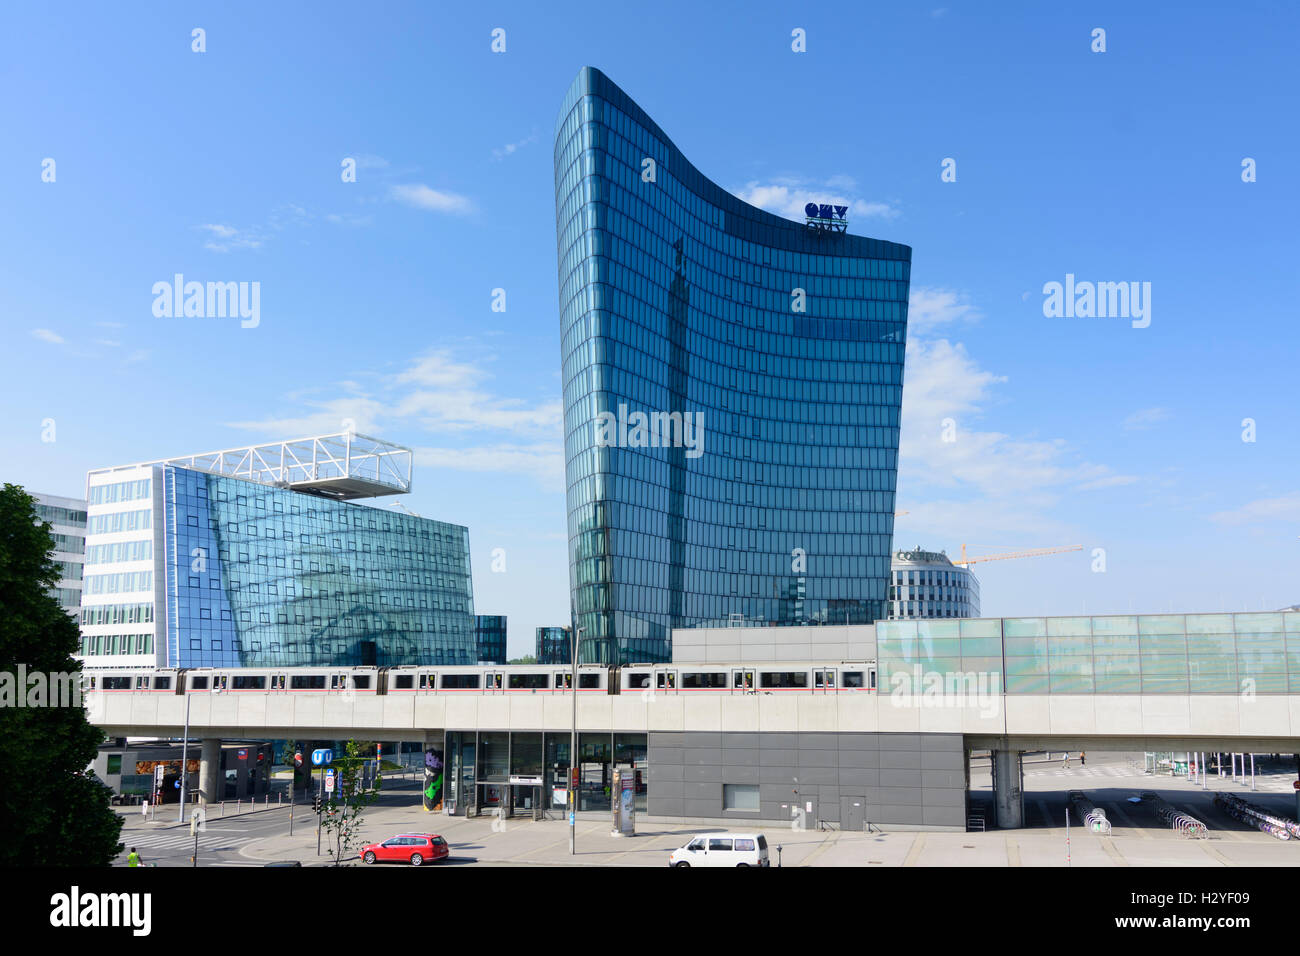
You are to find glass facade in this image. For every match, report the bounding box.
[536,626,572,665]
[556,67,911,664]
[876,612,1300,694]
[162,465,475,668]
[33,492,86,617]
[474,614,507,664]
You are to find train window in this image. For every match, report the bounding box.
[290,675,326,690]
[394,675,414,689]
[656,672,676,690]
[103,676,130,690]
[627,672,651,689]
[232,675,266,690]
[682,672,726,689]
[135,676,148,690]
[440,674,481,689]
[733,671,754,689]
[579,674,600,689]
[273,675,286,690]
[352,675,371,689]
[153,676,171,690]
[814,671,835,689]
[760,671,808,689]
[842,671,864,688]
[419,674,432,689]
[491,674,503,690]
[869,668,877,690]
[508,673,549,689]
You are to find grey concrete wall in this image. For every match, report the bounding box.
[648,731,966,829]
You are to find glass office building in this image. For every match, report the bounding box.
[475,615,507,664]
[876,612,1300,694]
[888,548,980,619]
[162,466,475,668]
[32,492,87,616]
[555,67,911,663]
[535,626,572,665]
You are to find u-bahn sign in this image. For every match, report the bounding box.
[805,202,848,234]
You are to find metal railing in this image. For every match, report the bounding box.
[1140,792,1207,838]
[1068,791,1112,834]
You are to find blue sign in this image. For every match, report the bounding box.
[311,749,333,767]
[804,202,849,234]
[174,780,181,789]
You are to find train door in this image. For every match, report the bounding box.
[814,668,837,694]
[654,668,677,695]
[868,665,877,691]
[731,669,754,694]
[134,674,150,692]
[555,672,572,694]
[485,672,504,693]
[270,674,287,692]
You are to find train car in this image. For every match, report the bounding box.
[618,662,877,695]
[385,664,611,694]
[83,667,183,694]
[183,666,380,694]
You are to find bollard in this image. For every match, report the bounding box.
[220,801,225,817]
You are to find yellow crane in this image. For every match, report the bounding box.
[954,543,1083,567]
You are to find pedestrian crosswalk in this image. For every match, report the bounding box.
[119,831,257,852]
[1024,762,1296,793]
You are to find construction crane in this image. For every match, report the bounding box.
[954,543,1083,567]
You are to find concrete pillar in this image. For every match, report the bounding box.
[198,738,222,805]
[992,748,1024,829]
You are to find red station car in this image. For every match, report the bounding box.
[359,833,450,866]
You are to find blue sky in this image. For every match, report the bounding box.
[3,1,1297,655]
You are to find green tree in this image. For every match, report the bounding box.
[321,739,381,865]
[507,655,537,665]
[0,484,122,865]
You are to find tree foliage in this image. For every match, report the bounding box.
[0,484,122,865]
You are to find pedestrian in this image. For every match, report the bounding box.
[1080,751,1086,767]
[127,847,142,867]
[1062,752,1070,769]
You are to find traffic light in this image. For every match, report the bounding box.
[312,794,321,814]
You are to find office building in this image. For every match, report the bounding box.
[888,547,980,619]
[79,433,476,668]
[555,67,911,664]
[535,626,571,665]
[32,491,87,616]
[475,615,507,664]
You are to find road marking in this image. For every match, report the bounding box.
[1102,801,1150,839]
[1099,836,1128,866]
[1199,842,1236,866]
[902,832,926,867]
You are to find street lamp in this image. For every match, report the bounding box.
[570,625,584,856]
[177,686,193,822]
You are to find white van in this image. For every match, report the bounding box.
[669,833,770,867]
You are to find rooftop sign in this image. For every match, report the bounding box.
[805,202,848,234]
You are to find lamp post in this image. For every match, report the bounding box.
[177,686,193,822]
[570,625,584,856]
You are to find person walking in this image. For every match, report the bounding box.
[1062,752,1071,769]
[1080,751,1086,767]
[127,847,142,867]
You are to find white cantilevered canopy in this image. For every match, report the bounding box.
[88,432,413,499]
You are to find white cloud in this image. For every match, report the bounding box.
[200,223,264,252]
[390,184,475,215]
[31,328,64,344]
[898,287,1139,522]
[492,133,538,160]
[734,179,900,222]
[225,348,561,487]
[1211,491,1300,526]
[907,287,982,334]
[1122,406,1171,430]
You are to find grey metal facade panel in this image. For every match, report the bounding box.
[647,731,967,829]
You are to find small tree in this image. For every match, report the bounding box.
[321,739,381,865]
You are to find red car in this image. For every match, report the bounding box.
[360,833,450,866]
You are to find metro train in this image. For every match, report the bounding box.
[81,661,878,696]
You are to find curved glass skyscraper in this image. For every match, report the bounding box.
[555,68,911,664]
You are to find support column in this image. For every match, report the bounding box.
[992,748,1024,829]
[198,738,222,805]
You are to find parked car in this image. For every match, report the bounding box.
[360,833,450,866]
[669,833,769,867]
